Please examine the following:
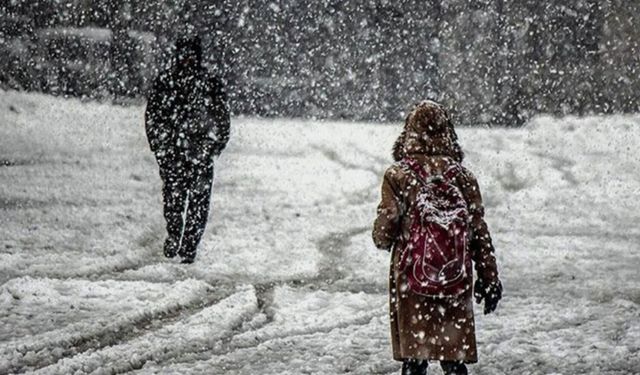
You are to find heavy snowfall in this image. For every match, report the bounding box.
[1,90,639,374]
[2,1,640,374]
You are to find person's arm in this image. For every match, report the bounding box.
[459,168,499,283]
[206,76,230,155]
[458,167,502,313]
[372,166,404,251]
[144,75,171,160]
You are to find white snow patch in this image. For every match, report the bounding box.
[0,277,213,373]
[32,287,257,375]
[1,90,639,374]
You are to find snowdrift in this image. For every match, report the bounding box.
[1,90,639,374]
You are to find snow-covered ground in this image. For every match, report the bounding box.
[1,90,639,375]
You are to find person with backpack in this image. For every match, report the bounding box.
[145,35,230,264]
[372,101,502,375]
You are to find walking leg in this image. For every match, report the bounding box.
[161,167,188,258]
[401,360,428,375]
[179,164,214,262]
[441,361,468,375]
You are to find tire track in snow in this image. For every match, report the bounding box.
[497,228,640,242]
[112,279,383,374]
[0,226,166,287]
[6,235,379,375]
[102,224,380,372]
[139,307,386,374]
[530,151,578,186]
[2,282,236,374]
[94,226,170,280]
[316,226,371,282]
[348,142,392,171]
[7,141,385,373]
[310,143,383,203]
[29,288,258,375]
[310,144,380,176]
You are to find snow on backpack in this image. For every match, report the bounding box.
[398,158,472,297]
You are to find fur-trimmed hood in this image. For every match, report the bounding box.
[392,100,464,162]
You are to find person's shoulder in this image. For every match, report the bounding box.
[384,161,409,182]
[458,164,476,178]
[204,73,226,94]
[455,163,480,188]
[146,69,172,101]
[152,68,173,88]
[204,71,223,83]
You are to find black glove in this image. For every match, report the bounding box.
[474,278,503,315]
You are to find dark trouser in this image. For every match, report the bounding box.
[402,360,468,375]
[160,159,214,259]
[440,361,468,375]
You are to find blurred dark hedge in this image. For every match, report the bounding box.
[1,0,638,125]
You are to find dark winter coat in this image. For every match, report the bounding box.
[372,101,500,363]
[145,66,230,170]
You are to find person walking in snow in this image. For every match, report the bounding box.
[145,35,230,264]
[372,101,502,375]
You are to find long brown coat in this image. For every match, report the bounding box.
[372,103,499,363]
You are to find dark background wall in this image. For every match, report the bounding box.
[1,0,638,125]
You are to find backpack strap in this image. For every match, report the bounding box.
[402,157,462,184]
[401,158,430,185]
[443,163,462,180]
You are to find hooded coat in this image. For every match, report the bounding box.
[372,101,499,363]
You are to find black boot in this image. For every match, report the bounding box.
[401,359,428,375]
[180,255,195,264]
[163,237,179,258]
[441,361,468,375]
[160,167,187,259]
[178,236,197,264]
[177,164,213,265]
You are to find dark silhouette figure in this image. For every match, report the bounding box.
[145,36,230,263]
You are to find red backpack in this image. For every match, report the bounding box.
[398,158,472,297]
